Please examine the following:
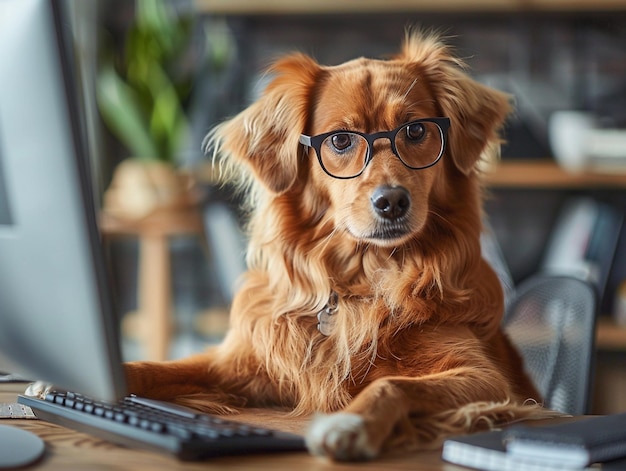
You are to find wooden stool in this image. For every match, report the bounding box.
[100,206,204,361]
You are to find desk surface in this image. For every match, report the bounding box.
[0,383,470,471]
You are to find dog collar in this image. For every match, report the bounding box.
[317,292,338,336]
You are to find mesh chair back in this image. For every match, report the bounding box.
[503,275,597,415]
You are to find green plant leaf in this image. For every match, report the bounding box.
[150,86,189,162]
[97,0,202,164]
[135,0,180,58]
[96,65,160,159]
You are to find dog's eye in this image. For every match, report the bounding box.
[331,134,353,152]
[406,123,426,141]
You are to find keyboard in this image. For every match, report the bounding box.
[18,391,306,460]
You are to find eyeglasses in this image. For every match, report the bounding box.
[299,117,450,179]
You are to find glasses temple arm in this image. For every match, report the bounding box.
[299,135,312,147]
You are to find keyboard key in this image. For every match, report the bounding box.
[166,424,194,440]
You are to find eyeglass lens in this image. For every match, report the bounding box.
[319,121,443,178]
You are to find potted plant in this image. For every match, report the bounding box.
[97,0,198,219]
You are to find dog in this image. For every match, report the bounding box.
[124,31,548,461]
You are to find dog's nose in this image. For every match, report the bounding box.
[371,186,410,220]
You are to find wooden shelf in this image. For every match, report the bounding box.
[596,317,626,352]
[194,0,516,14]
[194,0,626,14]
[485,159,626,189]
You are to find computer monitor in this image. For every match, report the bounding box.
[0,0,126,402]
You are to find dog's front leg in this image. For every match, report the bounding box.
[306,379,407,461]
[306,366,512,461]
[123,339,279,415]
[124,353,218,400]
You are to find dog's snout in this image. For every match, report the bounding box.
[371,186,410,220]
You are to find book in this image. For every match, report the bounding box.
[442,429,589,471]
[541,197,599,282]
[583,202,624,300]
[442,426,626,471]
[504,413,626,468]
[540,196,623,304]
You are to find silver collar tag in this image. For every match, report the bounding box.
[317,292,338,336]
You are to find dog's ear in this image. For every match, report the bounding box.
[436,69,512,175]
[399,32,512,175]
[206,54,320,194]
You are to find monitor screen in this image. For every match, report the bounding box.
[0,0,126,402]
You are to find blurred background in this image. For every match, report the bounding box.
[67,0,626,411]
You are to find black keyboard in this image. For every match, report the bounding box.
[18,391,306,460]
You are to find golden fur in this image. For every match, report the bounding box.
[124,31,551,461]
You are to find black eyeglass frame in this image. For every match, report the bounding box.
[299,117,451,179]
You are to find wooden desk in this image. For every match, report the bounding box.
[1,382,462,470]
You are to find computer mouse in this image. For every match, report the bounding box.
[0,424,45,468]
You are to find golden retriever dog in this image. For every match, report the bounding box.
[124,31,547,461]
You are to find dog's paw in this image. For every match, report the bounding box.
[305,412,379,461]
[24,381,56,399]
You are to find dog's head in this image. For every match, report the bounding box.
[208,32,511,249]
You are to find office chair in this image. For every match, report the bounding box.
[481,226,598,415]
[503,274,597,415]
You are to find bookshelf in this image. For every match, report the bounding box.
[194,0,626,14]
[486,160,626,354]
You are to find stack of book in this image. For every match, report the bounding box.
[442,413,626,470]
